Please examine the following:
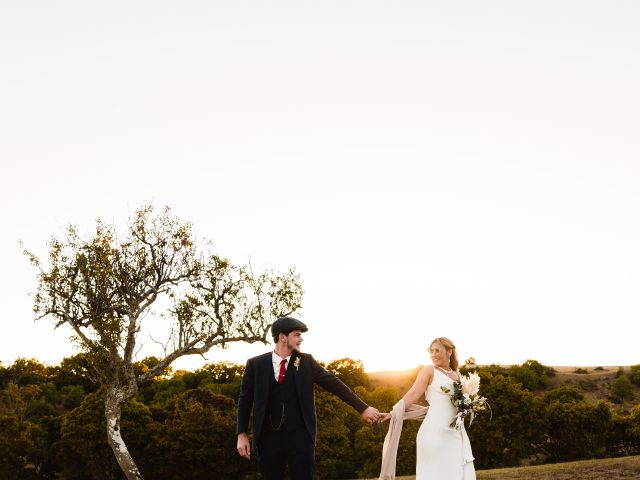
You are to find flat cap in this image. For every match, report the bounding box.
[271,316,308,337]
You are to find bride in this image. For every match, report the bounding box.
[380,337,475,480]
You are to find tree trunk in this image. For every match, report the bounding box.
[105,387,144,480]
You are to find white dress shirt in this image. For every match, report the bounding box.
[271,351,291,381]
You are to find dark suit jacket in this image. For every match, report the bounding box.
[236,351,369,448]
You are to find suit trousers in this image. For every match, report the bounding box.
[258,427,315,480]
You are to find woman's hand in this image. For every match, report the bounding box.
[379,412,392,423]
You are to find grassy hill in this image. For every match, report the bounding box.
[373,455,640,479]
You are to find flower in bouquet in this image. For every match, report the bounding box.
[462,372,480,396]
[440,372,488,430]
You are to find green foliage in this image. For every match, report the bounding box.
[353,425,383,478]
[59,385,85,410]
[0,382,42,423]
[544,387,612,461]
[609,407,640,456]
[577,378,599,392]
[466,372,547,469]
[629,365,640,386]
[546,401,611,461]
[2,358,50,388]
[469,364,507,381]
[326,358,370,390]
[0,416,42,480]
[627,405,640,451]
[507,359,555,391]
[2,356,640,478]
[0,374,64,479]
[52,354,98,393]
[133,357,171,379]
[610,374,635,403]
[151,388,252,480]
[352,387,407,478]
[543,386,585,404]
[574,368,589,374]
[56,392,154,480]
[199,361,244,384]
[138,374,188,406]
[315,388,355,479]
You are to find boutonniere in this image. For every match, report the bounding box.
[293,357,301,371]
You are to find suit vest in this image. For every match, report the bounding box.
[265,367,304,433]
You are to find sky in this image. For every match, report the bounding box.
[1,1,639,373]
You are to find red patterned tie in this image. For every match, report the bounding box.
[277,359,287,384]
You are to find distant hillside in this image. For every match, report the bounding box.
[368,368,419,394]
[368,365,639,406]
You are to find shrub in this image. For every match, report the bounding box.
[56,393,154,480]
[507,360,555,391]
[578,379,598,392]
[545,400,611,461]
[544,386,586,404]
[467,374,547,468]
[610,375,635,403]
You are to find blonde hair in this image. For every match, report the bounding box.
[430,337,459,371]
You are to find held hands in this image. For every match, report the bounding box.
[361,406,385,424]
[237,433,250,459]
[379,412,391,423]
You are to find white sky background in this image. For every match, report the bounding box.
[1,1,639,372]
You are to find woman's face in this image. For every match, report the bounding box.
[429,341,450,367]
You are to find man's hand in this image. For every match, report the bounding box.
[237,433,251,459]
[361,406,381,424]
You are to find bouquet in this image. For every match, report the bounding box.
[440,372,488,430]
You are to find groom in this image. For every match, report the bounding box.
[236,316,381,480]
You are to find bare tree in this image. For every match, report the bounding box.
[24,205,303,480]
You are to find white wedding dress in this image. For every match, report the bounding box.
[416,369,476,479]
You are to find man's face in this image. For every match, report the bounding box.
[285,330,303,353]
